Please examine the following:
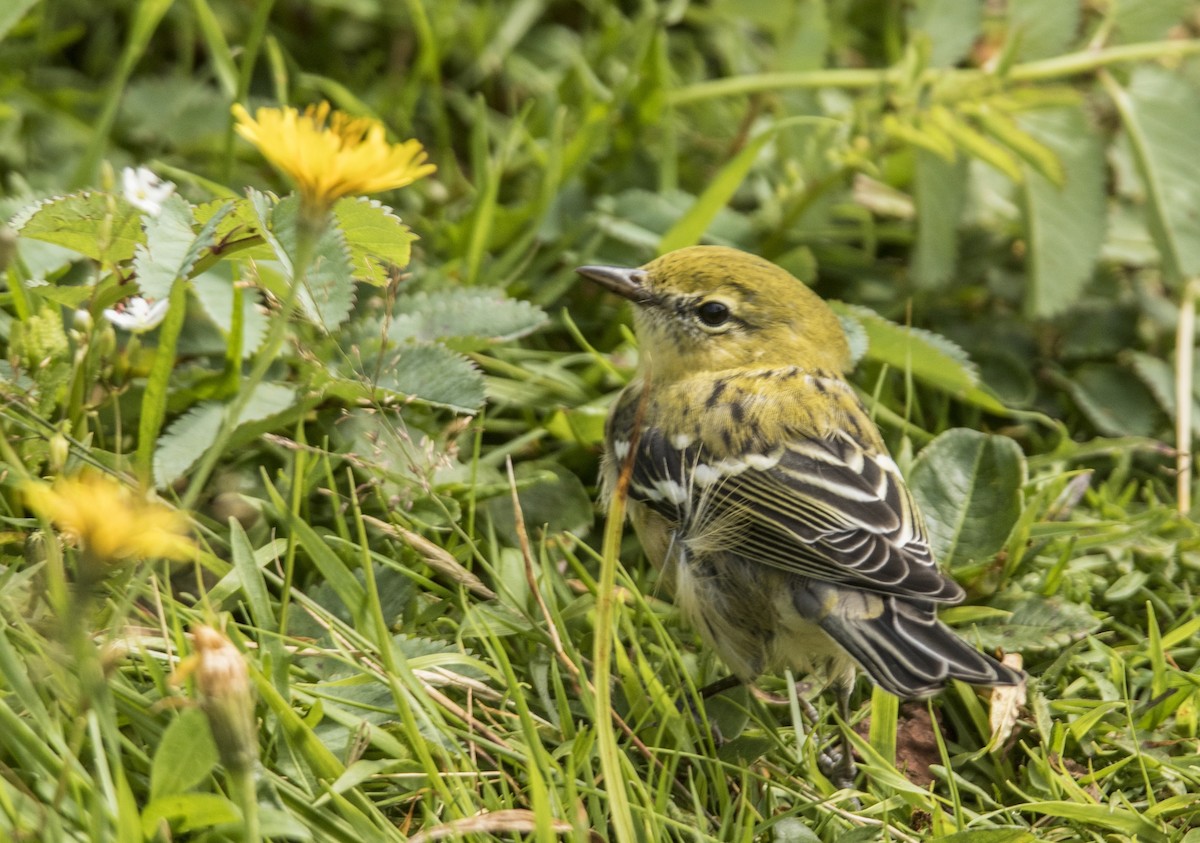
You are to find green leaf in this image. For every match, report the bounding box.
[934,832,1036,843]
[1006,0,1078,61]
[271,197,357,330]
[192,266,269,357]
[969,596,1100,653]
[263,478,367,624]
[1128,350,1200,432]
[911,150,967,289]
[909,428,1025,570]
[1067,363,1161,437]
[1015,801,1166,843]
[333,197,418,286]
[370,344,485,413]
[0,0,39,42]
[1112,67,1200,287]
[1018,106,1106,317]
[229,518,277,631]
[930,106,1023,183]
[763,818,821,843]
[1111,0,1193,44]
[483,461,595,546]
[834,304,1008,413]
[153,403,223,487]
[194,196,263,246]
[132,195,200,301]
[150,707,218,799]
[140,793,240,837]
[658,130,775,253]
[13,192,144,266]
[136,280,188,485]
[153,383,296,486]
[908,0,982,68]
[389,289,547,350]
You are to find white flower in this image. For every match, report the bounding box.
[121,166,175,216]
[103,297,170,333]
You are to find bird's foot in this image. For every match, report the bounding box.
[816,742,857,791]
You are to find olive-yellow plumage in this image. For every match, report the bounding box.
[578,246,1023,725]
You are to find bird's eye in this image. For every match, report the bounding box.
[696,300,731,328]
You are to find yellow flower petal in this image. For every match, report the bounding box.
[24,472,196,564]
[231,102,436,214]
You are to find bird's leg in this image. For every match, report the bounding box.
[786,679,848,785]
[831,679,857,790]
[806,679,857,792]
[696,674,742,699]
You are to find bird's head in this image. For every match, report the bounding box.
[578,246,851,379]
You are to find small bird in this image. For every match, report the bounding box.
[578,246,1024,783]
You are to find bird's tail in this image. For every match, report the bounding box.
[814,591,1024,699]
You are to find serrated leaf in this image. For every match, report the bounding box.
[833,304,1009,414]
[14,192,144,266]
[153,383,296,485]
[1114,67,1200,287]
[907,0,982,67]
[911,149,967,289]
[154,403,223,487]
[1006,0,1078,61]
[271,197,356,329]
[1018,106,1106,317]
[133,195,227,301]
[909,428,1025,570]
[370,344,485,412]
[975,597,1100,653]
[836,313,868,367]
[150,708,218,799]
[194,196,263,246]
[333,197,418,286]
[389,289,547,349]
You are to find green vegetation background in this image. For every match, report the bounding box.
[2,0,1200,840]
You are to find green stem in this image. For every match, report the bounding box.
[221,0,278,182]
[73,0,173,185]
[180,217,315,510]
[668,38,1200,105]
[229,765,261,843]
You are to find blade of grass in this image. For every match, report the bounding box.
[73,0,173,186]
[134,279,188,485]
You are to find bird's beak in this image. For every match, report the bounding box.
[575,264,653,304]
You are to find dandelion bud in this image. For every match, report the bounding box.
[48,432,69,473]
[192,625,258,773]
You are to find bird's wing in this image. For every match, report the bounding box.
[626,426,964,603]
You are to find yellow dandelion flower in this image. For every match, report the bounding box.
[24,472,196,564]
[231,101,436,214]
